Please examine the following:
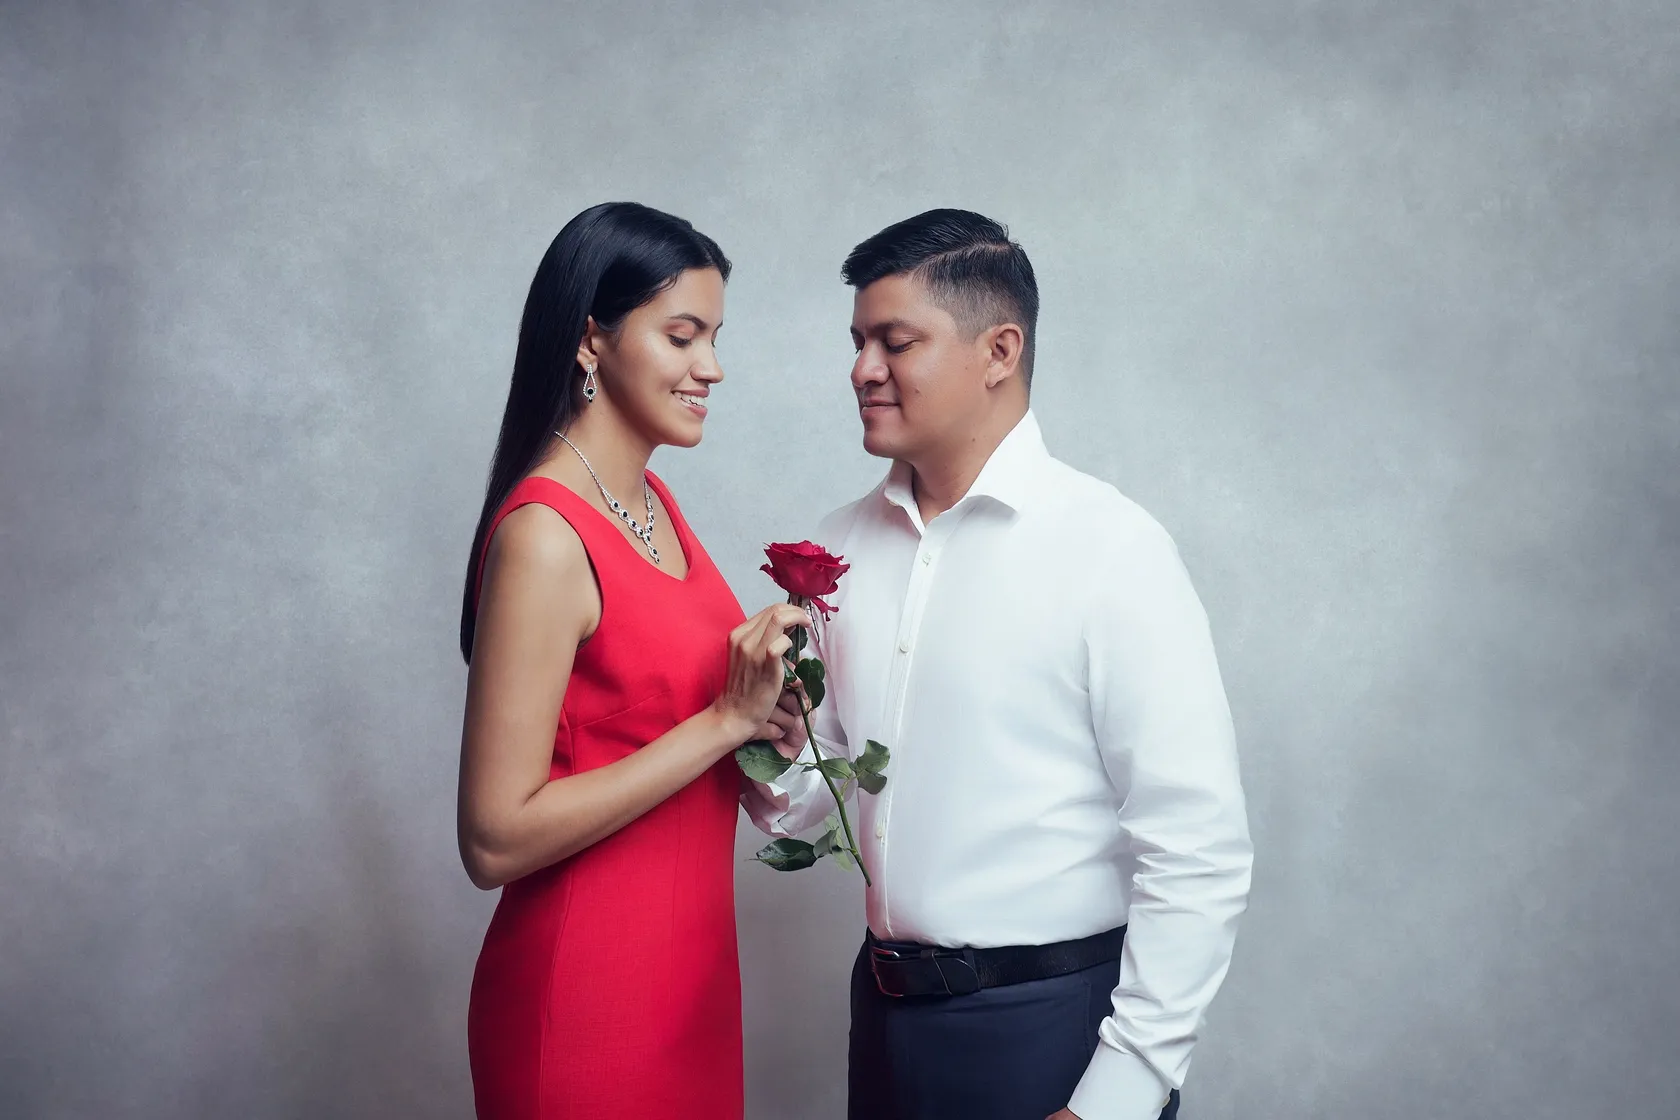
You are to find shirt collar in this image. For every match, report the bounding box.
[882,410,1048,517]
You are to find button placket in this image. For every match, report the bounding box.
[875,524,950,938]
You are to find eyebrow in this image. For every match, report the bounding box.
[852,318,922,336]
[669,313,717,331]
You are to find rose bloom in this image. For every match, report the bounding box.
[760,541,849,614]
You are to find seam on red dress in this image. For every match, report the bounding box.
[538,842,574,1120]
[565,686,674,734]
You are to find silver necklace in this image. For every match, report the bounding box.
[555,431,660,564]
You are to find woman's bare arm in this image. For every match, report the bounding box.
[457,503,802,889]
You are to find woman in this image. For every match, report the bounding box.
[457,202,807,1119]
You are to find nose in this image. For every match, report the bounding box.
[851,345,888,390]
[693,347,724,385]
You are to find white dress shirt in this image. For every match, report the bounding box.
[742,410,1252,1120]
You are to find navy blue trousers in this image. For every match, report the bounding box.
[848,940,1181,1120]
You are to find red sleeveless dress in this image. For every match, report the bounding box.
[466,473,748,1120]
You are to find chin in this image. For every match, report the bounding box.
[645,400,707,448]
[859,410,910,460]
[666,410,708,448]
[860,428,905,460]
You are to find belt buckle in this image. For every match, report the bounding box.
[869,941,980,998]
[932,949,980,996]
[868,941,912,998]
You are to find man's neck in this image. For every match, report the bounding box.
[908,403,1028,525]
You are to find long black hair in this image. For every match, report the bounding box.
[460,202,731,661]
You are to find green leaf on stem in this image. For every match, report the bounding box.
[735,741,792,783]
[818,756,854,782]
[798,654,826,685]
[833,847,857,872]
[857,769,887,796]
[795,656,826,710]
[857,739,890,775]
[814,828,843,858]
[791,624,809,659]
[752,838,819,871]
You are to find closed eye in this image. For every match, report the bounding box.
[669,335,693,348]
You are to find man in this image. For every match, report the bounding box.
[744,210,1252,1120]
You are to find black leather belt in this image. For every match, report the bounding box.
[866,924,1127,998]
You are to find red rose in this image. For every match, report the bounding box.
[761,541,850,615]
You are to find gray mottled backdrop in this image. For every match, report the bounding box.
[3,1,1677,1117]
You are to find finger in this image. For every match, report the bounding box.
[760,624,794,675]
[758,601,793,641]
[727,619,761,667]
[758,606,802,661]
[741,605,782,661]
[773,603,814,633]
[730,612,763,644]
[755,721,784,740]
[775,690,802,716]
[741,602,795,647]
[755,601,804,629]
[753,602,809,640]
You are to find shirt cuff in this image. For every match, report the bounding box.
[765,739,817,792]
[1066,1043,1174,1120]
[749,741,820,827]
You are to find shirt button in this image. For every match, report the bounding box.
[920,552,931,565]
[898,638,910,653]
[875,822,885,839]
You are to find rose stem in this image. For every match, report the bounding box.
[794,691,871,887]
[788,597,871,887]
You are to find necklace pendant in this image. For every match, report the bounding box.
[552,431,666,567]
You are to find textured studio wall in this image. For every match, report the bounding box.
[3,2,1678,1117]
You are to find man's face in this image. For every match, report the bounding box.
[848,273,989,464]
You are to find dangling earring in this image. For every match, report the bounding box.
[581,362,598,403]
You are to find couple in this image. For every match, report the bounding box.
[456,202,1253,1120]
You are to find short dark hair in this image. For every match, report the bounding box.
[841,208,1039,384]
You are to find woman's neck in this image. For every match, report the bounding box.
[552,404,656,501]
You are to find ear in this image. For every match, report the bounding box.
[981,323,1026,390]
[576,315,605,372]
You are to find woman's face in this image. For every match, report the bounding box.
[587,267,726,449]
